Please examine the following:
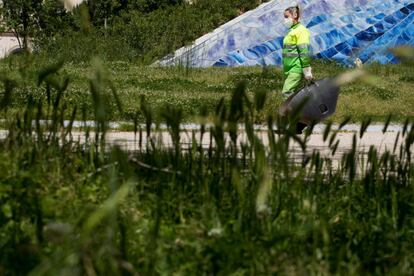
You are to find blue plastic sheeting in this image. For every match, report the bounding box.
[158,0,414,67]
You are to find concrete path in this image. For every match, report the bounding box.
[0,124,411,167]
[101,128,405,159]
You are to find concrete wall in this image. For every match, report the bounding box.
[0,33,22,59]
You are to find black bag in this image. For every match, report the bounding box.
[280,78,340,125]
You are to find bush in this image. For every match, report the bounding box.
[36,0,267,63]
[111,0,238,63]
[37,29,139,62]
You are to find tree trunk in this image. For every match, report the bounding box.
[12,29,23,49]
[22,3,29,50]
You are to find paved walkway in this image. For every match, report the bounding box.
[0,124,411,167]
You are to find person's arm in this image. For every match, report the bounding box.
[297,28,313,80]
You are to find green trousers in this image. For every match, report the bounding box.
[282,72,303,98]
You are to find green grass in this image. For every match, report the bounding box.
[1,57,413,124]
[0,57,413,275]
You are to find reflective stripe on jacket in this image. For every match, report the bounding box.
[282,23,311,75]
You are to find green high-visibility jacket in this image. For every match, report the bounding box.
[282,23,311,75]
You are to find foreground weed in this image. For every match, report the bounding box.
[0,58,413,275]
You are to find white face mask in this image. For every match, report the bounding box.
[283,17,294,28]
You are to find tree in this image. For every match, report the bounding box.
[0,0,44,50]
[39,0,75,36]
[123,0,184,13]
[87,0,121,28]
[1,0,76,50]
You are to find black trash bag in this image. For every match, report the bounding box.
[279,78,340,125]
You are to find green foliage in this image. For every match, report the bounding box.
[87,0,122,27]
[124,0,185,14]
[36,29,138,62]
[0,57,414,275]
[37,0,75,37]
[1,58,413,123]
[0,0,271,63]
[1,0,42,48]
[372,86,396,100]
[116,0,263,62]
[0,0,73,50]
[30,0,267,63]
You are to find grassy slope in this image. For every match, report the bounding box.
[1,58,414,123]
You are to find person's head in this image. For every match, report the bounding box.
[284,5,300,28]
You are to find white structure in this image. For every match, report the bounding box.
[0,32,23,59]
[0,0,22,58]
[0,0,30,59]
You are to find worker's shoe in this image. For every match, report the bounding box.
[273,122,308,135]
[295,122,307,134]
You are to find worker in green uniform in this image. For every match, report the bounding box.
[282,5,313,98]
[279,4,313,134]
